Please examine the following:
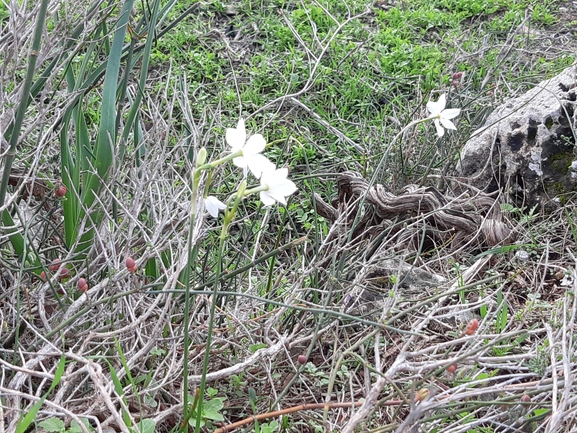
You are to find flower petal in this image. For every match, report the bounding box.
[426,94,446,116]
[247,155,275,179]
[263,167,288,182]
[269,178,297,196]
[434,119,445,137]
[260,190,276,206]
[267,191,288,205]
[441,108,461,120]
[205,196,226,218]
[440,118,457,131]
[226,118,246,150]
[436,94,446,111]
[232,155,247,169]
[260,167,297,205]
[243,134,266,155]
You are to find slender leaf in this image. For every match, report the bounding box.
[16,355,66,433]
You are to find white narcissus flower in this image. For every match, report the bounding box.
[204,196,226,218]
[226,118,274,178]
[259,167,297,206]
[426,94,461,137]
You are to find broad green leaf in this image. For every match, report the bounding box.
[70,419,94,433]
[133,419,156,433]
[37,418,65,432]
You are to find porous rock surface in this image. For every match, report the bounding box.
[456,64,577,209]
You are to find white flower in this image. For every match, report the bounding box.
[259,167,297,206]
[226,118,274,178]
[204,196,226,218]
[426,94,461,137]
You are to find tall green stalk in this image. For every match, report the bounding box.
[75,0,136,253]
[192,181,246,433]
[0,0,49,261]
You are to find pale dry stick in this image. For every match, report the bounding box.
[186,336,288,383]
[480,11,530,90]
[52,337,97,408]
[341,353,407,433]
[0,385,92,433]
[407,331,538,375]
[0,117,54,213]
[264,270,311,344]
[280,7,318,63]
[374,331,381,378]
[56,237,184,325]
[402,330,540,368]
[0,356,66,381]
[477,353,540,363]
[5,338,60,426]
[441,254,493,305]
[80,357,133,433]
[546,323,560,420]
[289,98,363,152]
[267,321,338,412]
[545,250,577,432]
[90,286,173,339]
[3,337,92,429]
[443,410,504,433]
[287,320,339,348]
[341,252,499,431]
[91,296,174,381]
[91,256,191,386]
[321,328,389,422]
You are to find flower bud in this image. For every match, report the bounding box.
[415,388,429,402]
[58,267,70,281]
[78,278,88,292]
[49,259,62,271]
[465,318,479,335]
[196,147,207,167]
[126,257,137,273]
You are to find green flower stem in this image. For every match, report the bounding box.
[203,169,214,197]
[197,150,242,171]
[243,185,268,196]
[222,181,246,237]
[193,181,245,432]
[182,165,202,427]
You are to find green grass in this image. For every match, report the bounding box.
[146,0,573,191]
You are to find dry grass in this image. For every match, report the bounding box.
[1,1,577,432]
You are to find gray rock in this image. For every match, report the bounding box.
[456,64,577,209]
